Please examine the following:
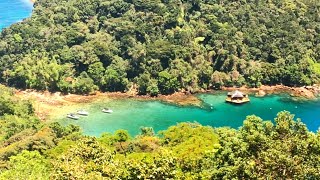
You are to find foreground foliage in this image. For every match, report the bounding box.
[0,0,319,95]
[0,87,319,179]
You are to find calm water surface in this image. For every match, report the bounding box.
[59,92,320,136]
[0,0,33,30]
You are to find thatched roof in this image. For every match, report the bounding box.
[229,90,244,98]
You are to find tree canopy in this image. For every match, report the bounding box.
[0,0,319,95]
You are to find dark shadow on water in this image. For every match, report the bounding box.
[200,102,216,112]
[278,96,314,104]
[225,101,251,106]
[151,96,217,112]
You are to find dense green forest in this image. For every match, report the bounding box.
[0,85,319,179]
[0,0,319,95]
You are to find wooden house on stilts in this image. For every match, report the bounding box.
[226,90,250,104]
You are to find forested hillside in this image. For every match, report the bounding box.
[0,0,319,95]
[0,87,319,179]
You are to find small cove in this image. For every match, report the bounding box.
[3,1,318,137]
[58,92,320,136]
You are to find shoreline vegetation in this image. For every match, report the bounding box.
[14,84,320,121]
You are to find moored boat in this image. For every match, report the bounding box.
[102,108,113,113]
[77,110,89,116]
[67,113,80,120]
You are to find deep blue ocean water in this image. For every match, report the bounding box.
[0,0,33,30]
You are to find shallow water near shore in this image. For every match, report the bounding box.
[58,92,320,136]
[0,0,33,30]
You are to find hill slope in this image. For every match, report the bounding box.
[0,0,319,94]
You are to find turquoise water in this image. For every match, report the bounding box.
[0,0,33,30]
[59,92,320,136]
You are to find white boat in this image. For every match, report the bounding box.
[67,113,80,120]
[77,110,89,116]
[102,108,113,113]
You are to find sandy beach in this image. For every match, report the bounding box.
[15,90,202,121]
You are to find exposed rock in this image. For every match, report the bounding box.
[158,92,202,106]
[256,90,266,97]
[290,87,315,99]
[222,84,318,99]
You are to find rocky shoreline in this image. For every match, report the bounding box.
[222,84,320,99]
[14,84,320,121]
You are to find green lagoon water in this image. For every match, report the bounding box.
[59,92,320,136]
